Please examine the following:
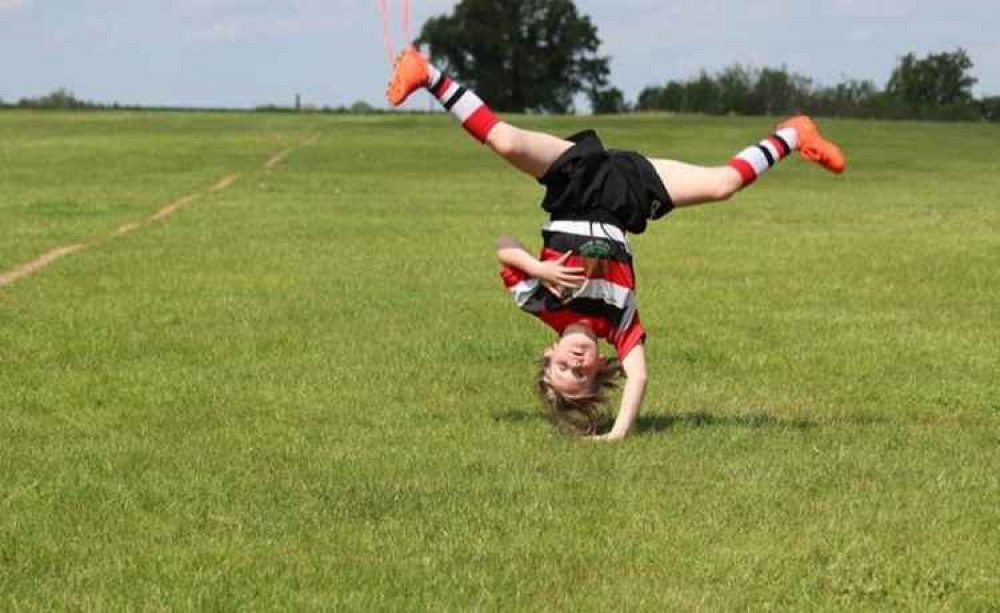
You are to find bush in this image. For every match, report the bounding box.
[978,97,1000,122]
[18,88,95,109]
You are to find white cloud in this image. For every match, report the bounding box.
[0,0,23,11]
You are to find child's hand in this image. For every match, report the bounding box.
[535,252,585,293]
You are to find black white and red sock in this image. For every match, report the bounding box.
[426,65,499,144]
[728,127,799,187]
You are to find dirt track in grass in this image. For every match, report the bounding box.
[0,136,318,290]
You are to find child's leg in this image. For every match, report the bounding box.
[649,117,845,208]
[647,160,744,207]
[387,48,571,179]
[485,123,572,179]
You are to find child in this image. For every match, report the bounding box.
[386,48,845,441]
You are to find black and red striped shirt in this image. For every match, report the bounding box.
[500,219,645,358]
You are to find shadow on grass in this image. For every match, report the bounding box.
[492,410,538,423]
[492,408,822,436]
[632,410,818,435]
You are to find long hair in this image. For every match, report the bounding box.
[535,354,623,436]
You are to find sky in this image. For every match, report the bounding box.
[1,0,998,110]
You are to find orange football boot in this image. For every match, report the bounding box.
[386,47,430,107]
[778,115,847,174]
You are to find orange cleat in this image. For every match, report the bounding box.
[778,115,847,174]
[386,47,430,107]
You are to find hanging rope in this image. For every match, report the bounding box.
[402,0,411,49]
[376,0,412,66]
[376,0,396,66]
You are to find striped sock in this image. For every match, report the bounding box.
[426,65,499,144]
[727,128,799,187]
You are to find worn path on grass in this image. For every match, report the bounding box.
[0,135,319,289]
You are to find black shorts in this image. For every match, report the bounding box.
[538,130,673,234]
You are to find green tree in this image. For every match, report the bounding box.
[636,80,686,112]
[886,48,977,111]
[588,86,626,114]
[715,64,755,114]
[349,100,376,113]
[980,96,1000,122]
[811,78,879,117]
[684,71,720,114]
[753,67,812,116]
[18,88,92,109]
[417,0,611,113]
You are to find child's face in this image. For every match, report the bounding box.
[544,330,605,398]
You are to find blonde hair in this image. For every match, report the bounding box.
[535,354,623,436]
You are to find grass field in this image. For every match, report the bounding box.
[1,110,998,609]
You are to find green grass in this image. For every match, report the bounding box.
[1,110,998,609]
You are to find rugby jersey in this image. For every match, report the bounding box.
[500,219,646,358]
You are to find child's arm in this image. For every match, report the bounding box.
[590,344,648,442]
[495,235,585,293]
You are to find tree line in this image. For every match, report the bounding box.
[633,49,1000,122]
[5,49,997,122]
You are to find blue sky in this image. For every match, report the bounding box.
[1,0,997,110]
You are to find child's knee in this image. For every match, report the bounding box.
[713,182,738,201]
[713,170,743,201]
[486,126,518,158]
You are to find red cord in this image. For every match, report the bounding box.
[377,0,413,66]
[403,0,411,48]
[377,0,396,66]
